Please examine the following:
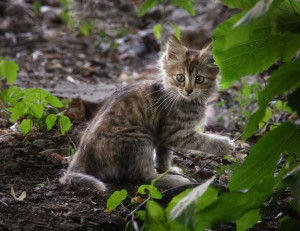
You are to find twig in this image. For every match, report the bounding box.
[67,134,77,151]
[168,148,194,161]
[131,214,140,231]
[196,156,218,173]
[233,134,242,142]
[0,199,8,207]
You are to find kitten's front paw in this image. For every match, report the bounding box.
[216,137,235,156]
[169,166,183,174]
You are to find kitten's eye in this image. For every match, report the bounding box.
[176,74,185,82]
[195,76,205,84]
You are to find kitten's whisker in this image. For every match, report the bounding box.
[167,94,180,116]
[144,89,162,98]
[147,93,168,111]
[157,96,173,118]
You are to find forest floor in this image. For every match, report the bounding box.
[0,1,281,230]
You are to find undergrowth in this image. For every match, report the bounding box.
[0,58,71,136]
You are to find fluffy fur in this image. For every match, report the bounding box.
[60,35,234,191]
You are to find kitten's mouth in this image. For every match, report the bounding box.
[180,93,197,101]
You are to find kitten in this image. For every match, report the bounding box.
[60,35,234,191]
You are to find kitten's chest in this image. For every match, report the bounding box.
[156,100,205,131]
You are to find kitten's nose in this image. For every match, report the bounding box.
[185,89,193,95]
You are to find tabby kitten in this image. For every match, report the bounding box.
[60,35,234,191]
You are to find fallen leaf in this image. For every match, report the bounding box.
[11,186,26,202]
[104,208,111,214]
[131,196,145,204]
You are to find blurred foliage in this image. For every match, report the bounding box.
[139,0,196,40]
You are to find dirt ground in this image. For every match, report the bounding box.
[0,1,283,230]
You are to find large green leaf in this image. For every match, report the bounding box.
[287,87,300,117]
[233,0,285,27]
[194,178,274,230]
[144,200,169,231]
[282,165,300,212]
[213,0,300,87]
[229,123,300,192]
[236,209,261,231]
[170,176,216,229]
[221,0,259,10]
[243,59,300,140]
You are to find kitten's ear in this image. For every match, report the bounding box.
[201,42,212,55]
[201,42,215,65]
[165,34,185,62]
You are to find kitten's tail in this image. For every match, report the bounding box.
[59,172,106,191]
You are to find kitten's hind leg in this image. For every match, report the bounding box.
[155,145,172,172]
[156,146,183,174]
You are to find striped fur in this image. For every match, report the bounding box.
[60,35,234,191]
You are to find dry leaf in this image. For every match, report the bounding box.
[11,186,26,202]
[131,196,145,204]
[104,208,111,214]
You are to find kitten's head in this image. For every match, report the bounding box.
[160,35,219,102]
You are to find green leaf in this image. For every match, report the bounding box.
[138,185,162,199]
[46,95,63,108]
[229,123,300,192]
[0,60,19,85]
[139,0,158,16]
[241,84,251,100]
[171,0,195,16]
[243,59,300,139]
[236,209,261,231]
[288,87,300,117]
[196,187,218,211]
[59,115,71,135]
[221,0,259,10]
[258,108,272,129]
[10,102,27,122]
[1,86,23,105]
[212,2,300,87]
[144,200,169,231]
[30,103,44,118]
[194,178,274,230]
[80,22,92,36]
[106,189,127,210]
[45,114,57,130]
[135,210,146,221]
[171,24,181,40]
[20,119,33,136]
[153,24,163,39]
